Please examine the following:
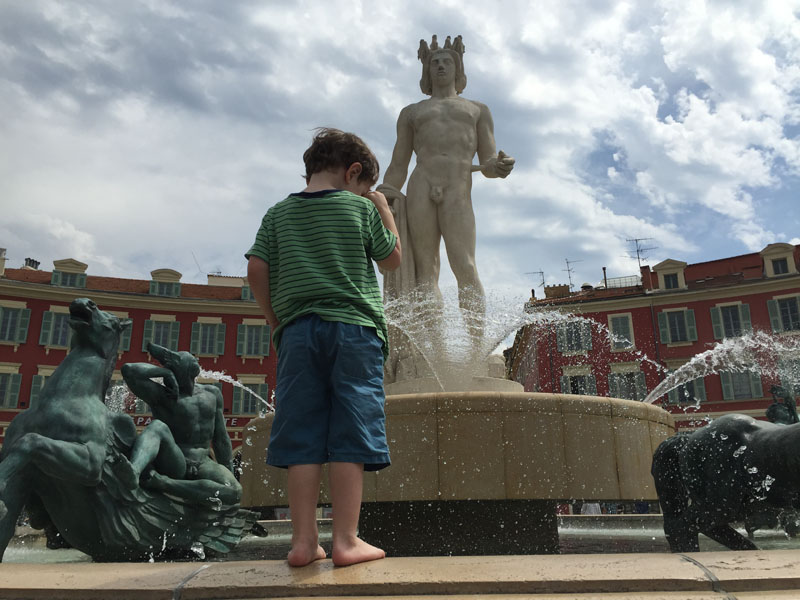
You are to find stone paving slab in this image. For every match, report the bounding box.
[1,551,799,600]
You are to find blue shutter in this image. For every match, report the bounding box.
[767,300,782,332]
[169,322,180,350]
[710,307,723,340]
[236,324,246,356]
[261,325,271,356]
[39,311,53,345]
[685,310,697,342]
[142,320,154,351]
[740,304,752,333]
[657,312,670,344]
[190,322,201,354]
[215,323,226,355]
[16,308,31,343]
[720,372,734,400]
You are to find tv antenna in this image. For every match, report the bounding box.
[563,259,583,291]
[525,270,546,289]
[625,237,658,268]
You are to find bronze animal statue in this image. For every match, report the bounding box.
[0,298,254,561]
[652,412,800,552]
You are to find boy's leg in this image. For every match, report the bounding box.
[287,464,326,567]
[329,461,385,567]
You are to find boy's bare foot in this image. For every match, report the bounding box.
[332,537,385,567]
[287,542,326,567]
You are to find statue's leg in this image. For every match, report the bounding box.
[0,468,31,562]
[0,433,103,489]
[144,461,241,507]
[119,419,185,488]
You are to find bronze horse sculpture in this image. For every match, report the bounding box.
[0,298,253,561]
[652,410,800,552]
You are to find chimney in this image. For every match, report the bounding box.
[0,248,6,277]
[544,284,571,299]
[23,257,40,270]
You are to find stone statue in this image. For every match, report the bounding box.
[652,413,800,552]
[766,384,799,425]
[120,343,242,508]
[379,35,515,383]
[0,298,254,562]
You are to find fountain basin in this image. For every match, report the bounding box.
[241,392,675,554]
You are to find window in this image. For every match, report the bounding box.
[608,372,647,401]
[241,286,255,301]
[663,273,679,289]
[0,307,30,343]
[710,304,751,339]
[559,374,597,395]
[29,374,49,408]
[773,258,789,275]
[720,371,763,400]
[768,296,800,333]
[556,321,592,353]
[778,359,800,396]
[0,373,22,408]
[142,320,180,351]
[51,270,86,288]
[666,376,707,405]
[237,324,271,357]
[191,322,226,356]
[149,281,181,297]
[657,310,697,345]
[609,314,633,350]
[232,383,269,415]
[39,311,72,347]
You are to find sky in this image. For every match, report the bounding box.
[1,0,799,307]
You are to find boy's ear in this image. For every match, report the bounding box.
[344,162,362,183]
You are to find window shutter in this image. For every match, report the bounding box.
[241,286,251,300]
[685,309,698,342]
[767,300,782,332]
[236,324,246,356]
[261,326,271,356]
[215,323,226,355]
[169,322,181,351]
[120,324,132,352]
[259,384,270,411]
[740,304,752,333]
[76,273,87,288]
[750,372,763,399]
[657,312,670,344]
[174,283,182,298]
[50,271,62,286]
[8,373,22,408]
[560,375,569,393]
[710,307,723,340]
[608,374,619,398]
[667,387,678,405]
[694,378,707,402]
[232,386,242,414]
[556,325,566,352]
[149,281,157,295]
[142,320,154,351]
[586,375,597,396]
[16,308,31,343]
[720,372,734,400]
[635,373,647,401]
[582,322,592,351]
[190,323,200,354]
[30,374,44,408]
[39,311,54,345]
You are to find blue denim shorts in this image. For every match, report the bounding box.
[267,314,390,471]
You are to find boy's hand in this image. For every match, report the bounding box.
[364,189,390,212]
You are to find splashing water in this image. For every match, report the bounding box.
[200,369,274,413]
[643,331,800,404]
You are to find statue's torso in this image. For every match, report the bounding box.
[152,385,218,454]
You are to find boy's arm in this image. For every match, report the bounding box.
[364,190,402,271]
[247,256,279,329]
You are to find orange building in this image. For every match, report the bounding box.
[0,250,276,449]
[507,243,800,430]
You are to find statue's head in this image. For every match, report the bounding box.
[419,35,466,96]
[148,342,201,381]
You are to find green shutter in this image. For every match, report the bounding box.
[556,325,566,352]
[232,386,242,414]
[169,322,180,350]
[50,271,62,286]
[76,273,87,288]
[259,384,270,411]
[685,309,698,342]
[142,320,154,351]
[120,323,132,351]
[582,322,593,351]
[190,322,201,354]
[635,373,647,401]
[8,373,21,408]
[586,375,597,396]
[657,312,670,344]
[710,307,723,339]
[767,300,782,332]
[30,374,44,407]
[750,372,763,399]
[39,311,54,345]
[261,325,271,356]
[694,378,707,402]
[740,304,752,333]
[215,323,226,355]
[560,375,569,393]
[174,283,182,298]
[608,374,619,398]
[720,372,734,400]
[149,281,157,295]
[16,308,31,343]
[236,324,246,356]
[241,286,251,300]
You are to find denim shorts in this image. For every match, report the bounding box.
[266,314,390,471]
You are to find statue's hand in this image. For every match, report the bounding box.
[162,372,179,400]
[483,151,515,179]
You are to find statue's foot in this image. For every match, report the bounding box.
[140,469,165,490]
[113,456,140,490]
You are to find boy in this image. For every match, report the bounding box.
[246,128,401,567]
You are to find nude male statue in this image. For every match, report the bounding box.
[379,35,514,379]
[120,342,241,507]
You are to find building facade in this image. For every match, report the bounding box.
[0,251,276,449]
[507,243,800,430]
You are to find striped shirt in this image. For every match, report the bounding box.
[246,189,397,359]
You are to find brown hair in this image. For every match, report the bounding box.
[302,128,380,184]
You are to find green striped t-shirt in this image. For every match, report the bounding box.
[245,189,397,360]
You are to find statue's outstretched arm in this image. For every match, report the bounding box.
[210,386,234,471]
[475,102,514,179]
[121,363,176,406]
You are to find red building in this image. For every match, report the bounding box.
[507,243,800,430]
[0,250,276,449]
